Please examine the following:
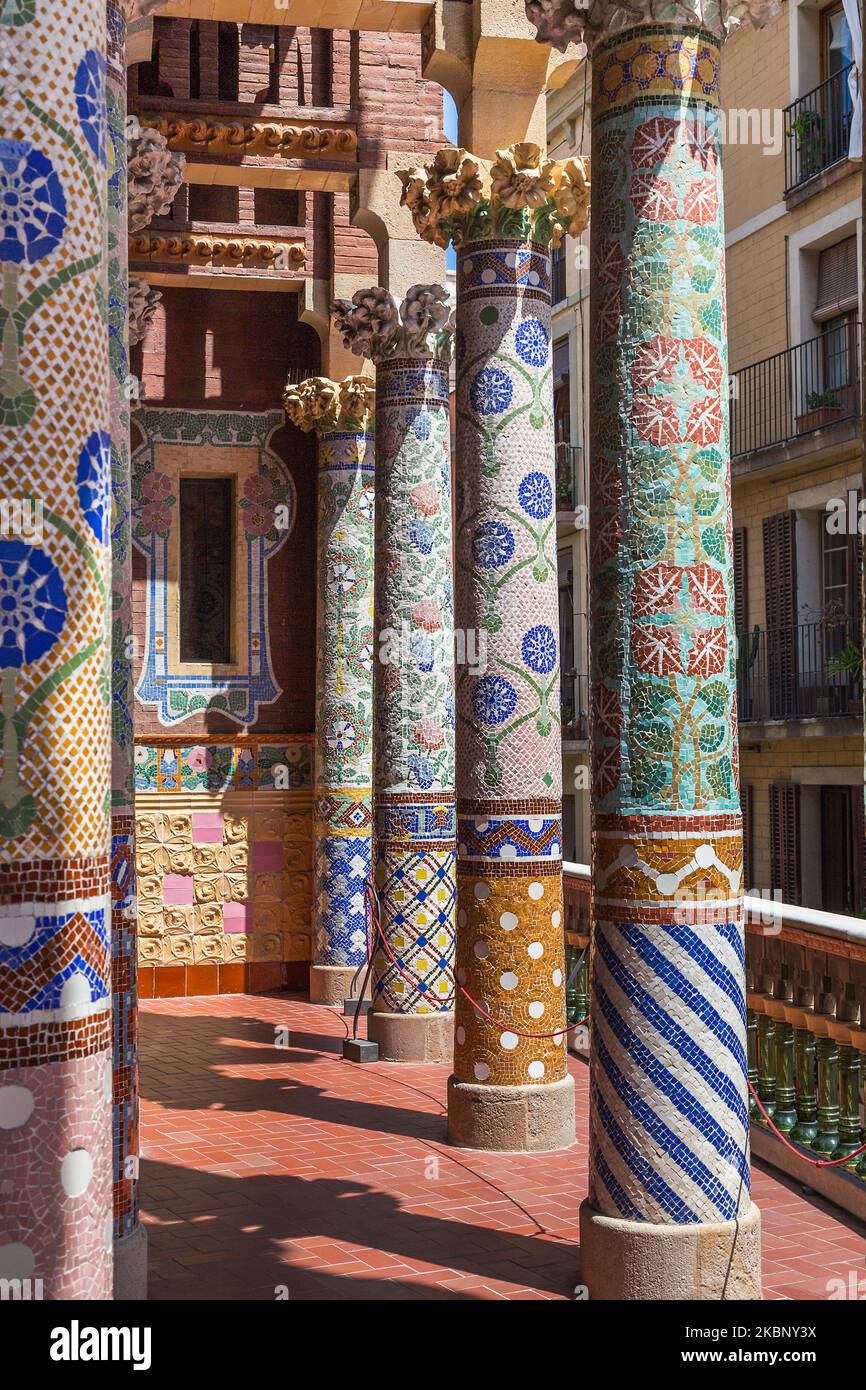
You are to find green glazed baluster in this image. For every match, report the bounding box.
[857,1053,866,1177]
[747,1008,759,1120]
[835,1045,862,1163]
[564,945,578,1026]
[791,1027,819,1143]
[757,1014,776,1119]
[574,948,589,1025]
[774,1020,797,1132]
[812,1036,840,1157]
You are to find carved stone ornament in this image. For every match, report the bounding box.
[127,276,162,346]
[396,143,590,250]
[127,125,185,234]
[139,114,358,158]
[282,376,376,434]
[523,0,783,54]
[331,283,454,363]
[125,0,166,18]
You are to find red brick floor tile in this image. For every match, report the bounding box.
[140,993,866,1301]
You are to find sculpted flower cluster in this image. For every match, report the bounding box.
[331,283,454,362]
[282,375,374,433]
[396,143,590,248]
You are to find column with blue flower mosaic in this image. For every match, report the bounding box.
[397,146,590,1147]
[331,286,457,1062]
[283,376,376,1007]
[0,0,115,1297]
[524,0,779,1298]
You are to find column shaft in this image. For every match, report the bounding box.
[370,355,456,1062]
[451,236,573,1150]
[582,25,759,1298]
[311,421,375,1004]
[0,1,113,1297]
[107,0,145,1299]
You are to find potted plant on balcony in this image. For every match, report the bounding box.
[796,389,843,434]
[826,642,863,714]
[786,109,825,183]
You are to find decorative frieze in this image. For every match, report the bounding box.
[137,113,358,159]
[129,232,306,269]
[127,124,185,234]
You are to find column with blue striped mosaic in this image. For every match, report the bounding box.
[524,0,780,1298]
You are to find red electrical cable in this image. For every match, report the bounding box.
[747,1080,866,1167]
[364,882,589,1040]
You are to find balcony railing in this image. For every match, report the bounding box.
[560,671,589,741]
[561,861,866,1209]
[555,441,583,513]
[784,63,856,193]
[737,616,862,723]
[731,324,861,459]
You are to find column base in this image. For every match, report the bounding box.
[447,1073,575,1152]
[367,1010,454,1063]
[113,1222,148,1301]
[578,1200,762,1300]
[309,964,365,1008]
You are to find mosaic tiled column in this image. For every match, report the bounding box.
[332,286,457,1062]
[525,0,780,1298]
[107,0,167,1302]
[283,377,375,1006]
[398,146,589,1147]
[0,0,114,1297]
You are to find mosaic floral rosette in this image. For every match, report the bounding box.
[372,359,456,1015]
[587,27,750,1225]
[0,0,113,1298]
[313,428,375,971]
[453,239,568,1090]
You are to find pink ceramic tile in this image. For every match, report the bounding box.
[252,841,283,873]
[223,903,254,933]
[163,874,194,905]
[192,811,225,844]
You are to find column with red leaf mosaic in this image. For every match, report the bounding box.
[585,22,763,1298]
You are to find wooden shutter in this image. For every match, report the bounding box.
[853,787,865,916]
[815,237,858,320]
[741,782,754,892]
[763,512,798,719]
[770,782,801,905]
[733,526,748,634]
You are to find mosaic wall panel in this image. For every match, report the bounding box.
[131,409,295,726]
[135,773,313,971]
[453,241,567,1090]
[0,0,113,1298]
[588,27,750,1225]
[312,430,374,971]
[373,359,456,1015]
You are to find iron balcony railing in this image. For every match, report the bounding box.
[737,615,863,723]
[560,671,589,742]
[730,323,861,459]
[784,63,856,193]
[555,441,584,513]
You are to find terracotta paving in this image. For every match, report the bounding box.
[140,993,866,1301]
